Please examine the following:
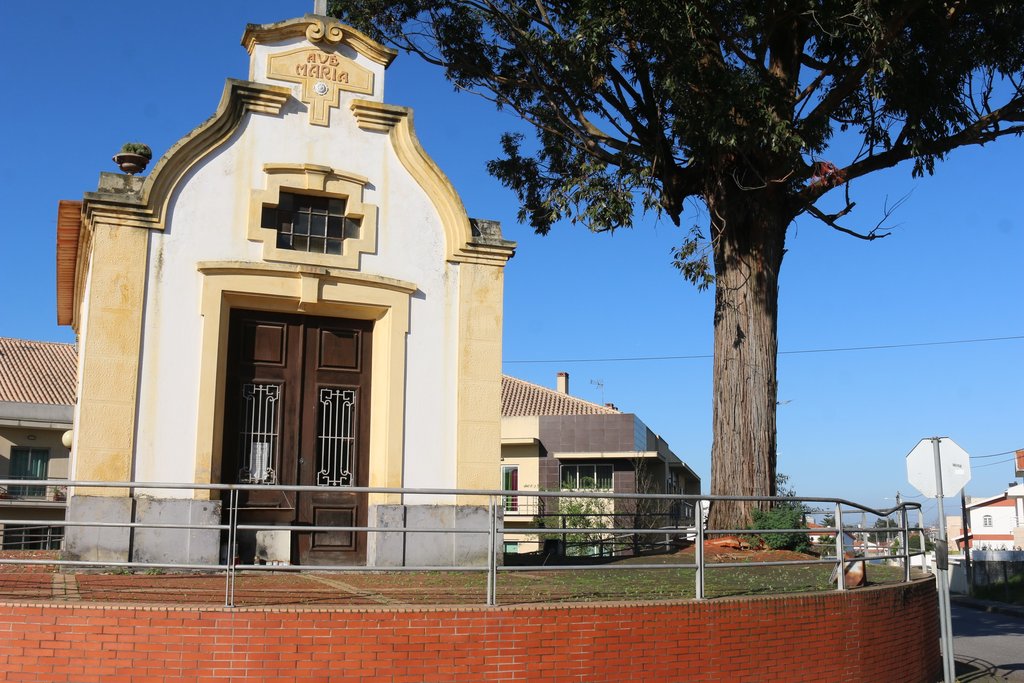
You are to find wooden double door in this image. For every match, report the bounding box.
[222,309,372,565]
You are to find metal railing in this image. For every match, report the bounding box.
[0,478,926,607]
[0,479,68,503]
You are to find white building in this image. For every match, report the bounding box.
[960,484,1024,551]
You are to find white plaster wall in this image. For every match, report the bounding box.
[133,34,459,492]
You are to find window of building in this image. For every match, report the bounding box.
[503,542,519,554]
[9,447,49,497]
[262,192,360,255]
[502,465,519,512]
[982,514,993,528]
[1,524,63,550]
[560,464,613,491]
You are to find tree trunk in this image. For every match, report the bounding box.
[705,184,791,532]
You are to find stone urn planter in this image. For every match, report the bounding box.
[113,142,152,175]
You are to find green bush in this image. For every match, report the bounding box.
[908,534,935,552]
[535,493,611,557]
[749,505,811,553]
[120,142,152,158]
[973,573,1024,606]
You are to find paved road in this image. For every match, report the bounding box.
[951,602,1024,681]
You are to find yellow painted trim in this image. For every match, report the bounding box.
[248,164,379,270]
[71,80,290,331]
[350,100,516,267]
[194,261,411,505]
[80,80,290,235]
[241,16,397,67]
[500,437,540,446]
[72,222,149,496]
[454,263,506,503]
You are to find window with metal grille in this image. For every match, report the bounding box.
[317,387,356,487]
[1,524,63,550]
[237,383,280,484]
[262,192,360,255]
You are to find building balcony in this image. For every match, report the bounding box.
[502,495,543,517]
[0,481,68,506]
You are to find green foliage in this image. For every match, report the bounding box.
[120,142,152,158]
[331,0,1024,515]
[775,473,798,500]
[749,505,811,553]
[331,0,1024,238]
[535,493,611,556]
[869,518,899,544]
[908,534,935,552]
[973,572,1024,606]
[747,472,810,552]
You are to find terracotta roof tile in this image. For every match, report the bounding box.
[501,375,618,417]
[0,337,77,406]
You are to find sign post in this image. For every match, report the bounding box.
[906,436,972,683]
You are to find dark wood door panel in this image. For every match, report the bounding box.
[297,316,372,565]
[223,309,372,565]
[224,311,302,511]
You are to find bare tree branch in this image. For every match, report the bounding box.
[804,191,911,240]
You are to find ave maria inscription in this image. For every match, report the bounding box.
[267,47,374,126]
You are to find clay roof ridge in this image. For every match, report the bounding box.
[501,374,619,417]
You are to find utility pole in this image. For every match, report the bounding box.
[961,489,973,596]
[929,438,957,683]
[906,436,972,683]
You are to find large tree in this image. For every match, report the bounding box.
[330,0,1024,528]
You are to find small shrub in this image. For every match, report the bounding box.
[535,491,611,557]
[120,142,152,158]
[750,505,811,553]
[973,573,1024,606]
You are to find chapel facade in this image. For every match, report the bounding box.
[56,14,514,566]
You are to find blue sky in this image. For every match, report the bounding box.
[1,2,1021,516]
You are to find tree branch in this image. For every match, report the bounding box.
[804,202,895,241]
[798,2,925,134]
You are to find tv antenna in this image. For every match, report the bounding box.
[590,379,605,404]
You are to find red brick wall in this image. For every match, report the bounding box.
[0,579,939,682]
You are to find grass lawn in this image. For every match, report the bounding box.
[0,548,923,607]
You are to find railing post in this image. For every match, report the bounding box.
[899,505,911,582]
[695,498,706,600]
[486,495,497,606]
[223,487,238,608]
[834,502,846,591]
[919,508,927,572]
